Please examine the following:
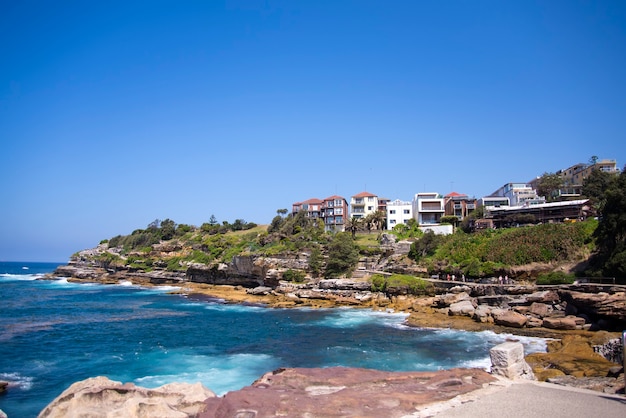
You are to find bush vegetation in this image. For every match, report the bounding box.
[370,274,434,296]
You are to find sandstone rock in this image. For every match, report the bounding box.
[436,292,472,308]
[448,300,476,317]
[200,367,496,418]
[542,316,578,330]
[318,279,372,291]
[529,302,551,317]
[38,376,215,418]
[526,335,619,381]
[559,290,626,321]
[246,286,273,295]
[489,342,535,380]
[0,380,7,394]
[449,285,471,294]
[527,290,560,303]
[492,310,527,328]
[472,305,493,323]
[526,317,543,328]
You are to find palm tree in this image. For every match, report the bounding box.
[345,217,362,239]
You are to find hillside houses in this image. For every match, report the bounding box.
[291,158,620,234]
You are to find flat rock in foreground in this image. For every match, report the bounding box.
[200,367,495,418]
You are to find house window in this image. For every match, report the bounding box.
[403,209,410,214]
[390,210,396,214]
[390,219,396,224]
[367,206,373,211]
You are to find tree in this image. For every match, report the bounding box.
[209,215,218,225]
[277,208,288,217]
[536,172,563,202]
[592,170,626,280]
[324,232,360,278]
[160,219,176,240]
[408,230,442,261]
[364,210,386,233]
[308,245,323,277]
[582,168,614,211]
[345,217,363,238]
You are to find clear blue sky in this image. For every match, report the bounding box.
[1,1,625,262]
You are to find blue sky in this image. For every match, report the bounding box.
[1,1,625,262]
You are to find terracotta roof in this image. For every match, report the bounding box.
[353,191,377,198]
[303,198,324,204]
[324,195,345,201]
[445,192,467,197]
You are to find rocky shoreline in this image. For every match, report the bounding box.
[44,263,626,392]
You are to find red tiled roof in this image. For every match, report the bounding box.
[303,198,324,204]
[324,195,345,201]
[353,191,377,198]
[445,192,467,197]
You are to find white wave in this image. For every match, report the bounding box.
[459,357,492,371]
[132,351,279,395]
[118,280,135,287]
[0,372,34,390]
[307,308,409,328]
[0,273,39,281]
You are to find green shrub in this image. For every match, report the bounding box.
[536,272,576,285]
[282,269,306,282]
[370,274,434,296]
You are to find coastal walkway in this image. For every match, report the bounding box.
[419,380,626,418]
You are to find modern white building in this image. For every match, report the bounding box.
[350,191,379,219]
[386,199,413,230]
[412,192,444,225]
[490,183,541,207]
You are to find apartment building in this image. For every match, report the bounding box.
[490,182,542,206]
[350,191,379,219]
[386,199,413,230]
[412,192,444,225]
[554,159,621,198]
[321,195,349,232]
[443,192,477,220]
[291,198,323,219]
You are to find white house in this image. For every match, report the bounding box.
[386,199,413,230]
[412,192,444,225]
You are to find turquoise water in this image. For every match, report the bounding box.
[0,261,547,417]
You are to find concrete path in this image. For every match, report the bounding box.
[415,379,626,418]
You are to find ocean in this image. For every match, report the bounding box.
[0,261,548,417]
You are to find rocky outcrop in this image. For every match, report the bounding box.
[489,342,535,380]
[199,367,496,418]
[559,289,626,321]
[0,380,7,393]
[38,368,496,418]
[38,376,215,418]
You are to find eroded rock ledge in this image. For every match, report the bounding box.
[39,368,496,418]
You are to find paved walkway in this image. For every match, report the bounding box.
[416,379,626,418]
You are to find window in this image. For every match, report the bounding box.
[403,209,410,214]
[390,219,396,224]
[389,210,396,214]
[367,206,373,211]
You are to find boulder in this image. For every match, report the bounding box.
[542,316,578,330]
[559,290,626,321]
[492,310,528,328]
[472,305,493,323]
[38,376,215,418]
[529,302,551,318]
[436,292,472,308]
[448,300,476,317]
[489,342,535,380]
[527,290,560,304]
[0,380,7,394]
